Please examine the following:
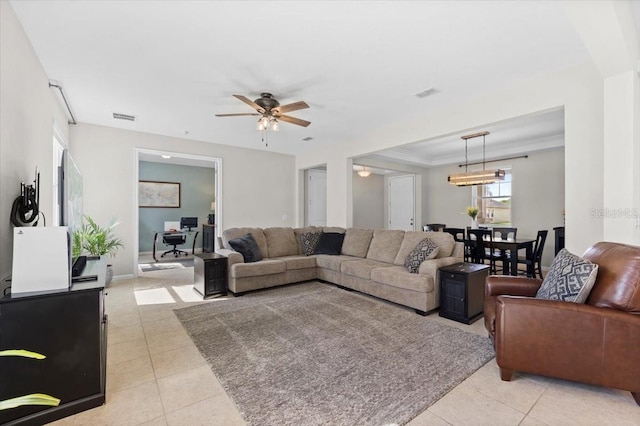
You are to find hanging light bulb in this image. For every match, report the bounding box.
[271,119,279,132]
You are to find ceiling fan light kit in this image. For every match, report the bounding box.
[216,92,310,142]
[448,131,505,187]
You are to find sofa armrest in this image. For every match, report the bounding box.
[486,276,542,297]
[495,296,640,392]
[418,256,461,277]
[483,276,542,342]
[215,248,244,268]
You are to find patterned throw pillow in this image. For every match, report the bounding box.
[404,238,439,273]
[536,248,599,303]
[300,232,321,256]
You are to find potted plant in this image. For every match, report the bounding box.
[465,206,479,228]
[73,216,123,286]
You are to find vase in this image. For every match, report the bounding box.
[470,219,478,229]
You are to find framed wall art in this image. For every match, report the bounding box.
[139,180,181,208]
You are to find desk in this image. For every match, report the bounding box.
[152,230,199,261]
[466,237,535,276]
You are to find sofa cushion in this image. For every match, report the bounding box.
[223,227,268,259]
[272,255,317,270]
[423,231,455,258]
[341,228,374,258]
[314,232,346,255]
[228,233,263,263]
[316,255,358,272]
[366,230,405,264]
[300,231,322,256]
[323,227,346,234]
[264,227,298,258]
[536,248,599,303]
[341,259,392,280]
[404,238,439,273]
[231,259,286,278]
[371,266,435,293]
[395,232,431,265]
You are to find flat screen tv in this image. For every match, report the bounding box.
[180,217,197,231]
[58,149,83,236]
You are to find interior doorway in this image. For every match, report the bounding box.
[388,174,415,231]
[134,149,222,278]
[307,169,327,226]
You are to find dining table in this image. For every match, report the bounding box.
[466,236,536,276]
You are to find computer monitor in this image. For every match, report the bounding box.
[180,217,197,231]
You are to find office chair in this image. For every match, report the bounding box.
[161,233,188,258]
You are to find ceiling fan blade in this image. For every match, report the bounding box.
[215,113,260,117]
[276,114,311,127]
[233,94,264,113]
[275,101,309,114]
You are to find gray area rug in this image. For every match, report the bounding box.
[139,258,193,272]
[174,282,495,426]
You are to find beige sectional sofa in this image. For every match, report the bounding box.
[216,227,464,315]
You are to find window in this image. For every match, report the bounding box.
[473,170,511,226]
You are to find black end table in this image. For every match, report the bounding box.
[439,262,489,324]
[194,253,227,298]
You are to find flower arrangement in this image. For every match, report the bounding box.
[465,206,479,220]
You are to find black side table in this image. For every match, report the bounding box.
[439,262,489,324]
[194,253,227,298]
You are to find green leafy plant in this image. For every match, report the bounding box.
[73,216,124,258]
[465,206,479,220]
[0,350,60,411]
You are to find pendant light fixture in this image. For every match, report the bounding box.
[448,131,505,186]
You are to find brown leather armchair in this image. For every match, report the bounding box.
[483,241,640,405]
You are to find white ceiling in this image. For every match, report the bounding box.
[10,1,626,164]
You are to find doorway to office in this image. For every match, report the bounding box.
[134,149,222,278]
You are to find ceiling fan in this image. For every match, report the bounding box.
[215,93,311,131]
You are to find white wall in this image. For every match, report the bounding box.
[69,123,296,277]
[352,171,384,229]
[296,62,604,255]
[0,2,70,291]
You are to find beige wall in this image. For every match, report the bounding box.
[0,2,70,290]
[70,124,296,277]
[352,171,384,229]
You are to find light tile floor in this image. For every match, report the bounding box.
[50,266,640,426]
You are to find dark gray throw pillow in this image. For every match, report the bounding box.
[228,233,263,263]
[314,232,346,255]
[300,231,322,256]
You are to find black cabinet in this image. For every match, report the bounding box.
[202,224,216,253]
[0,283,106,425]
[194,253,227,298]
[439,263,489,324]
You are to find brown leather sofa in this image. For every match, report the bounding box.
[483,241,640,405]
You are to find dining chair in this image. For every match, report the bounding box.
[516,230,548,278]
[424,223,446,232]
[443,227,467,261]
[491,227,518,270]
[492,227,517,240]
[466,228,496,272]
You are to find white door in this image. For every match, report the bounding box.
[389,175,415,231]
[307,169,327,226]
